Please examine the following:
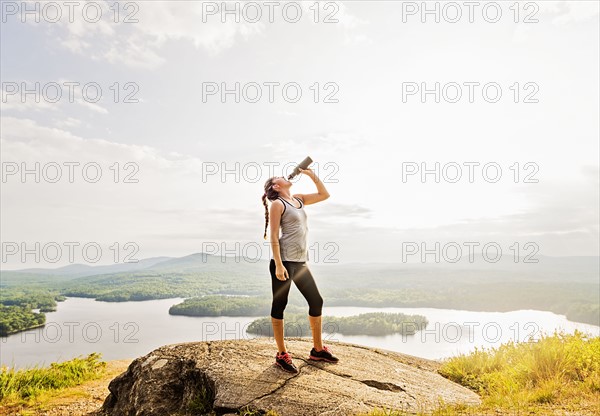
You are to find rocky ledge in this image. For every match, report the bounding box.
[99,337,480,415]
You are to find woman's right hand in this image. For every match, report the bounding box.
[275,264,289,281]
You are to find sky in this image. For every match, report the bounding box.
[1,0,599,268]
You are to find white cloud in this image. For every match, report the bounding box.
[76,100,108,114]
[1,116,598,266]
[101,33,166,70]
[299,1,369,29]
[335,2,370,30]
[53,117,82,129]
[59,37,92,54]
[2,1,598,266]
[1,91,58,112]
[133,2,265,52]
[19,1,368,69]
[264,131,372,160]
[1,81,108,116]
[538,1,599,25]
[41,1,267,69]
[343,33,373,46]
[1,117,255,251]
[298,1,371,45]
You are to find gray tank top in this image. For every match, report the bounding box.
[275,196,309,262]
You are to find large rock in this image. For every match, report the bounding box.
[99,337,480,415]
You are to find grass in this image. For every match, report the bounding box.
[359,330,600,415]
[237,405,281,415]
[0,353,107,406]
[438,330,599,408]
[187,382,214,414]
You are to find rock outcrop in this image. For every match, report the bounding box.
[99,337,480,415]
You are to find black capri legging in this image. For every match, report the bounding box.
[269,259,323,319]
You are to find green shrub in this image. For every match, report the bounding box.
[438,330,600,407]
[0,353,106,403]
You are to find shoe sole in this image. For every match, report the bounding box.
[274,361,299,373]
[308,355,339,363]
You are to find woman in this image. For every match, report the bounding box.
[261,168,339,373]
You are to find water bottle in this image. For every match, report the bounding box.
[287,156,313,180]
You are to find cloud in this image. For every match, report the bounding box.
[1,81,109,116]
[53,117,82,129]
[1,88,59,112]
[18,1,368,69]
[263,131,372,160]
[335,3,370,30]
[0,116,270,263]
[135,2,264,52]
[59,36,92,54]
[33,1,267,69]
[299,1,369,29]
[308,202,372,220]
[1,115,597,266]
[343,33,373,46]
[297,1,371,46]
[514,1,599,42]
[101,33,166,70]
[538,1,599,25]
[76,100,108,114]
[388,170,599,257]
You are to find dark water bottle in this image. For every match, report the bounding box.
[287,156,313,180]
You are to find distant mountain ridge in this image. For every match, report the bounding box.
[3,256,174,277]
[4,253,599,276]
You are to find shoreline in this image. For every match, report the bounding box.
[60,295,600,327]
[0,322,46,338]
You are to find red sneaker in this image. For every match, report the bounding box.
[309,345,339,363]
[274,351,299,373]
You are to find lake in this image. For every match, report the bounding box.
[1,297,598,368]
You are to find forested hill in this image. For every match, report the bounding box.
[1,254,598,326]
